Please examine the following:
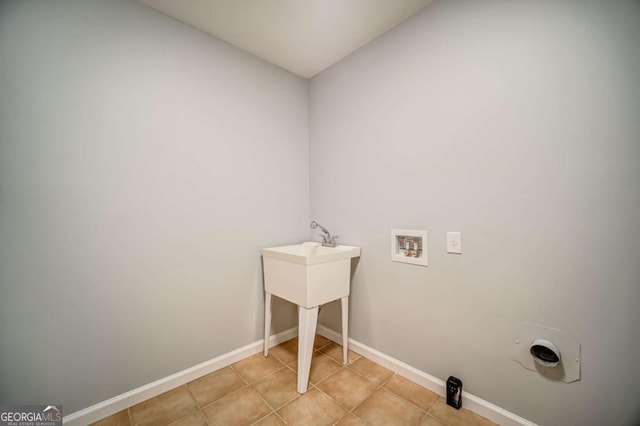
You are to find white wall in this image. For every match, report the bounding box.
[310,1,640,425]
[3,0,640,422]
[0,0,307,414]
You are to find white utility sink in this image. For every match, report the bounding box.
[262,241,360,393]
[263,242,360,308]
[263,241,360,266]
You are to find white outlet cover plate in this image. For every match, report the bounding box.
[446,232,462,254]
[512,322,581,383]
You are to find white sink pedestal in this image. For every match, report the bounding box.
[262,242,360,394]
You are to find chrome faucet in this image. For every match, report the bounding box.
[310,221,338,247]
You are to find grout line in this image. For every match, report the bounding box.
[126,408,132,426]
[182,385,214,426]
[313,336,334,352]
[184,383,204,411]
[378,372,395,387]
[347,381,380,415]
[424,396,440,416]
[379,379,431,415]
[269,392,301,413]
[168,385,204,426]
[228,364,250,386]
[311,378,364,418]
[268,349,297,365]
[313,365,345,387]
[251,365,289,385]
[307,383,351,421]
[309,367,377,418]
[175,409,208,426]
[429,397,464,426]
[250,378,289,413]
[283,362,298,374]
[249,392,275,426]
[198,384,250,411]
[317,342,361,365]
[343,359,392,389]
[342,364,376,386]
[200,408,212,426]
[348,397,368,415]
[273,409,288,425]
[245,363,301,414]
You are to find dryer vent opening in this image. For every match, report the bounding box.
[530,339,560,367]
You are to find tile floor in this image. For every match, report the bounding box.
[91,335,496,426]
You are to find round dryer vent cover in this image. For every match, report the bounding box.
[512,322,581,383]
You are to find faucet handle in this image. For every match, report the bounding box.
[328,235,339,247]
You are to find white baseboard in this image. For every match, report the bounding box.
[316,324,537,426]
[63,327,298,426]
[65,324,536,426]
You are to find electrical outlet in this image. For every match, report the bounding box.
[447,232,462,254]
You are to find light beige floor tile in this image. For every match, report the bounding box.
[428,399,496,426]
[348,357,394,385]
[90,410,130,426]
[318,342,361,365]
[187,366,245,407]
[289,353,343,384]
[252,367,299,409]
[335,413,368,425]
[316,368,377,411]
[384,374,439,411]
[130,386,198,425]
[420,414,448,426]
[168,411,208,426]
[269,338,298,364]
[353,388,425,426]
[277,388,346,426]
[232,353,284,383]
[252,413,286,426]
[202,386,271,426]
[314,334,333,349]
[309,354,343,384]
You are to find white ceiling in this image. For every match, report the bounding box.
[137,0,432,78]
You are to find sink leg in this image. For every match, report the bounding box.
[264,292,272,357]
[341,296,349,364]
[297,306,318,393]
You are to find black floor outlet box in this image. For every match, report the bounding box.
[446,376,463,409]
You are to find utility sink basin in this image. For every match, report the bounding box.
[263,242,360,308]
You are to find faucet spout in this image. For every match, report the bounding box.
[310,221,338,247]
